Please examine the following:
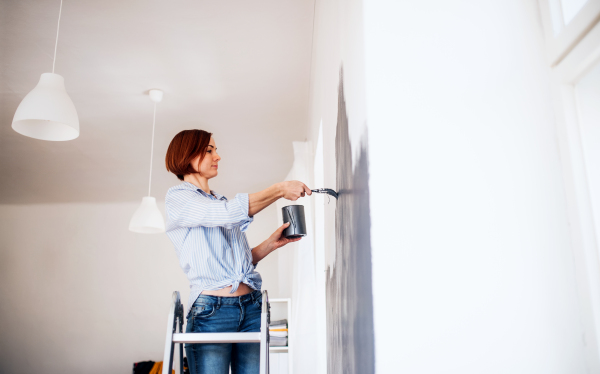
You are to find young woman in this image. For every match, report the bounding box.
[164,129,311,374]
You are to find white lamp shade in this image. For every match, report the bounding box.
[12,73,79,141]
[129,196,166,234]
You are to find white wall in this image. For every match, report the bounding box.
[364,0,588,373]
[306,0,368,174]
[275,141,327,374]
[577,61,600,258]
[0,201,279,373]
[305,0,372,372]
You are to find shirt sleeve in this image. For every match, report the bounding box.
[166,189,253,232]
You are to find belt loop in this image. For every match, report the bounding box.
[217,296,221,309]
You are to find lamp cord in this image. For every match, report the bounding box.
[148,103,157,197]
[52,0,63,74]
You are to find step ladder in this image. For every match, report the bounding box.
[162,290,271,374]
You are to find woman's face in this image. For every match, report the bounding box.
[192,136,220,179]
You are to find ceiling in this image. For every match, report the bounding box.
[0,0,314,204]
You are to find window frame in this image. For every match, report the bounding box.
[539,0,600,370]
[538,0,600,66]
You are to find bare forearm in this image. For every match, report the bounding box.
[252,222,301,265]
[248,183,282,216]
[251,241,273,265]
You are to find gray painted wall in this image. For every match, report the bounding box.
[326,70,374,374]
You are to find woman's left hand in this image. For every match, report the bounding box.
[266,222,301,252]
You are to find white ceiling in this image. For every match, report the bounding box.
[0,0,314,204]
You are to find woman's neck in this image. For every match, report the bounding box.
[183,174,211,194]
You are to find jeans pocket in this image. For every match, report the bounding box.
[192,304,217,319]
[254,294,263,308]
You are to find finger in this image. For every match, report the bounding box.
[303,184,312,195]
[277,222,290,233]
[273,223,289,237]
[279,237,300,246]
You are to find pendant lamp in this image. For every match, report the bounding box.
[12,0,80,141]
[129,89,166,234]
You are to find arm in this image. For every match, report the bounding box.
[251,222,301,265]
[248,184,282,217]
[248,181,312,217]
[166,189,252,231]
[166,180,311,231]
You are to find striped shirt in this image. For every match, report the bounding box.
[165,181,262,317]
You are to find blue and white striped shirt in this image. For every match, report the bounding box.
[164,181,262,317]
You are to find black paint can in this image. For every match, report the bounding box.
[282,205,307,239]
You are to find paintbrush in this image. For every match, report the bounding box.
[311,188,338,199]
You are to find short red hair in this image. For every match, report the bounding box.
[165,129,213,181]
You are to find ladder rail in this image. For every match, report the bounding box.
[178,300,184,374]
[162,291,180,374]
[259,290,270,373]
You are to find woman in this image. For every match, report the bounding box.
[164,129,311,374]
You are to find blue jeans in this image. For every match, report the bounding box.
[185,290,262,374]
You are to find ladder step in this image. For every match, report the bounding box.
[172,332,261,344]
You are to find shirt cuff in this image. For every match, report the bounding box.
[234,193,253,232]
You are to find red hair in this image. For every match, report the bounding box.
[165,129,213,181]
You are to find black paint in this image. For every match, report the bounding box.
[326,69,375,374]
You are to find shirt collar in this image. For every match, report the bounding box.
[180,181,226,200]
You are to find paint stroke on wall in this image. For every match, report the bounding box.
[326,69,375,374]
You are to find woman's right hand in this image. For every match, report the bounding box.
[279,181,312,201]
